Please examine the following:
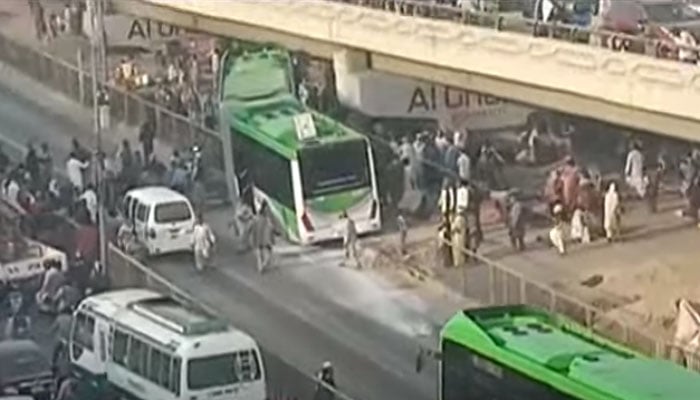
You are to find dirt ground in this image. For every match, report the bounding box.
[369,191,697,342]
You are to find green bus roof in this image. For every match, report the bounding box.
[223,49,363,159]
[442,305,700,400]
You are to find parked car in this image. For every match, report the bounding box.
[601,0,700,57]
[0,341,52,400]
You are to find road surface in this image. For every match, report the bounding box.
[0,71,464,400]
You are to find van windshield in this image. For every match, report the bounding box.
[154,201,192,224]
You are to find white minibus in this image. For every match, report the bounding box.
[70,288,267,400]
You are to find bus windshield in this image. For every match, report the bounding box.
[299,140,370,198]
[187,351,261,390]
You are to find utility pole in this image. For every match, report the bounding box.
[89,0,109,267]
[218,50,238,203]
[218,49,241,234]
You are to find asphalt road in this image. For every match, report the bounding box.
[0,73,461,400]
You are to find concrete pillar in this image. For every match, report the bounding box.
[332,49,370,109]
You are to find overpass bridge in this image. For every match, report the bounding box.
[113,0,700,141]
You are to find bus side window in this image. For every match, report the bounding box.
[99,330,107,362]
[159,353,172,390]
[72,312,95,351]
[148,348,163,384]
[128,337,148,376]
[112,330,129,366]
[237,132,294,208]
[171,357,181,396]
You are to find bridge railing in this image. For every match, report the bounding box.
[328,0,700,64]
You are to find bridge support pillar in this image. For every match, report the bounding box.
[332,49,370,107]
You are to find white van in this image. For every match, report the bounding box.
[121,187,195,256]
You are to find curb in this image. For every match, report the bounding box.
[367,242,476,305]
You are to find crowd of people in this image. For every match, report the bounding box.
[113,40,221,130]
[0,120,243,398]
[540,138,700,256]
[0,140,111,399]
[344,0,700,66]
[28,0,83,44]
[378,114,700,265]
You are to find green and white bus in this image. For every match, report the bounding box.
[436,305,700,399]
[222,49,381,244]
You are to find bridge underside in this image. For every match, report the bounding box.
[114,0,700,141]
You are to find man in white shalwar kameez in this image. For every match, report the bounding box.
[549,203,567,255]
[625,142,645,198]
[192,214,216,271]
[399,136,417,189]
[570,207,590,244]
[604,183,621,242]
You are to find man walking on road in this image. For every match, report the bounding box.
[341,211,360,268]
[397,213,408,256]
[506,193,526,251]
[192,214,216,272]
[138,119,156,164]
[251,201,274,274]
[625,141,645,199]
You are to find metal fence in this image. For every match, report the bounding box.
[107,245,356,400]
[328,0,700,62]
[0,32,224,172]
